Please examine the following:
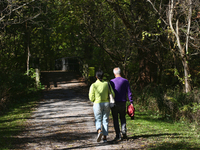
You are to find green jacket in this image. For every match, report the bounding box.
[89,79,115,104]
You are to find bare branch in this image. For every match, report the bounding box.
[185,0,192,54]
[0,0,40,28]
[191,52,200,56]
[146,0,167,25]
[0,0,36,21]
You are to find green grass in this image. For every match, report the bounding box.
[127,107,200,150]
[0,94,40,150]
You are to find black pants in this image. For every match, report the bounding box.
[111,102,127,137]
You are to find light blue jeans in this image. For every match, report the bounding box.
[93,102,110,136]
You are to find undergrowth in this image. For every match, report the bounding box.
[0,68,43,149]
[127,104,200,150]
[134,84,200,124]
[0,91,41,150]
[127,84,200,149]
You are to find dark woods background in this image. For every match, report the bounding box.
[0,0,200,123]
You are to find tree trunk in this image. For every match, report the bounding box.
[26,22,30,75]
[35,68,40,87]
[27,42,30,75]
[168,0,192,93]
[182,58,191,93]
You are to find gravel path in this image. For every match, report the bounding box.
[14,81,142,150]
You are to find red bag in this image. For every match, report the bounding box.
[127,104,135,120]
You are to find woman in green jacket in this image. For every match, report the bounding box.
[89,70,115,143]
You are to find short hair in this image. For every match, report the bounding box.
[96,70,104,80]
[113,67,121,75]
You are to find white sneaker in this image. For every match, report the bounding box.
[97,132,103,142]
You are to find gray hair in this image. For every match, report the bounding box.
[113,67,121,75]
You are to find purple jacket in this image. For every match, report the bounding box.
[110,77,133,103]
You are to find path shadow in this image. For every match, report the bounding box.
[1,80,93,150]
[150,141,200,150]
[9,130,97,149]
[129,133,179,140]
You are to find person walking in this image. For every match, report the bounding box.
[110,67,133,140]
[89,70,115,143]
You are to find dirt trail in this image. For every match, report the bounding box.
[14,80,142,150]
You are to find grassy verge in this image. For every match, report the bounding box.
[0,93,41,150]
[127,105,200,150]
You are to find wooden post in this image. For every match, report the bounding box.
[35,68,40,87]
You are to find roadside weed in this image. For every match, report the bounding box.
[127,110,200,149]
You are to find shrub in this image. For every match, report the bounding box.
[0,69,43,113]
[135,84,200,124]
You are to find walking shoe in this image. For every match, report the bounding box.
[97,132,103,142]
[114,135,121,141]
[122,134,127,140]
[103,139,107,143]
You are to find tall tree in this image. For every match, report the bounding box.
[0,0,42,73]
[147,0,200,92]
[104,0,169,88]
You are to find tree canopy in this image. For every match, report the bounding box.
[0,0,200,92]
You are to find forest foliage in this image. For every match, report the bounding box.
[0,0,200,123]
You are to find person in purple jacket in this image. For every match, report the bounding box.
[110,67,133,141]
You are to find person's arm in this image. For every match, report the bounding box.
[89,84,95,102]
[108,82,115,98]
[127,81,133,104]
